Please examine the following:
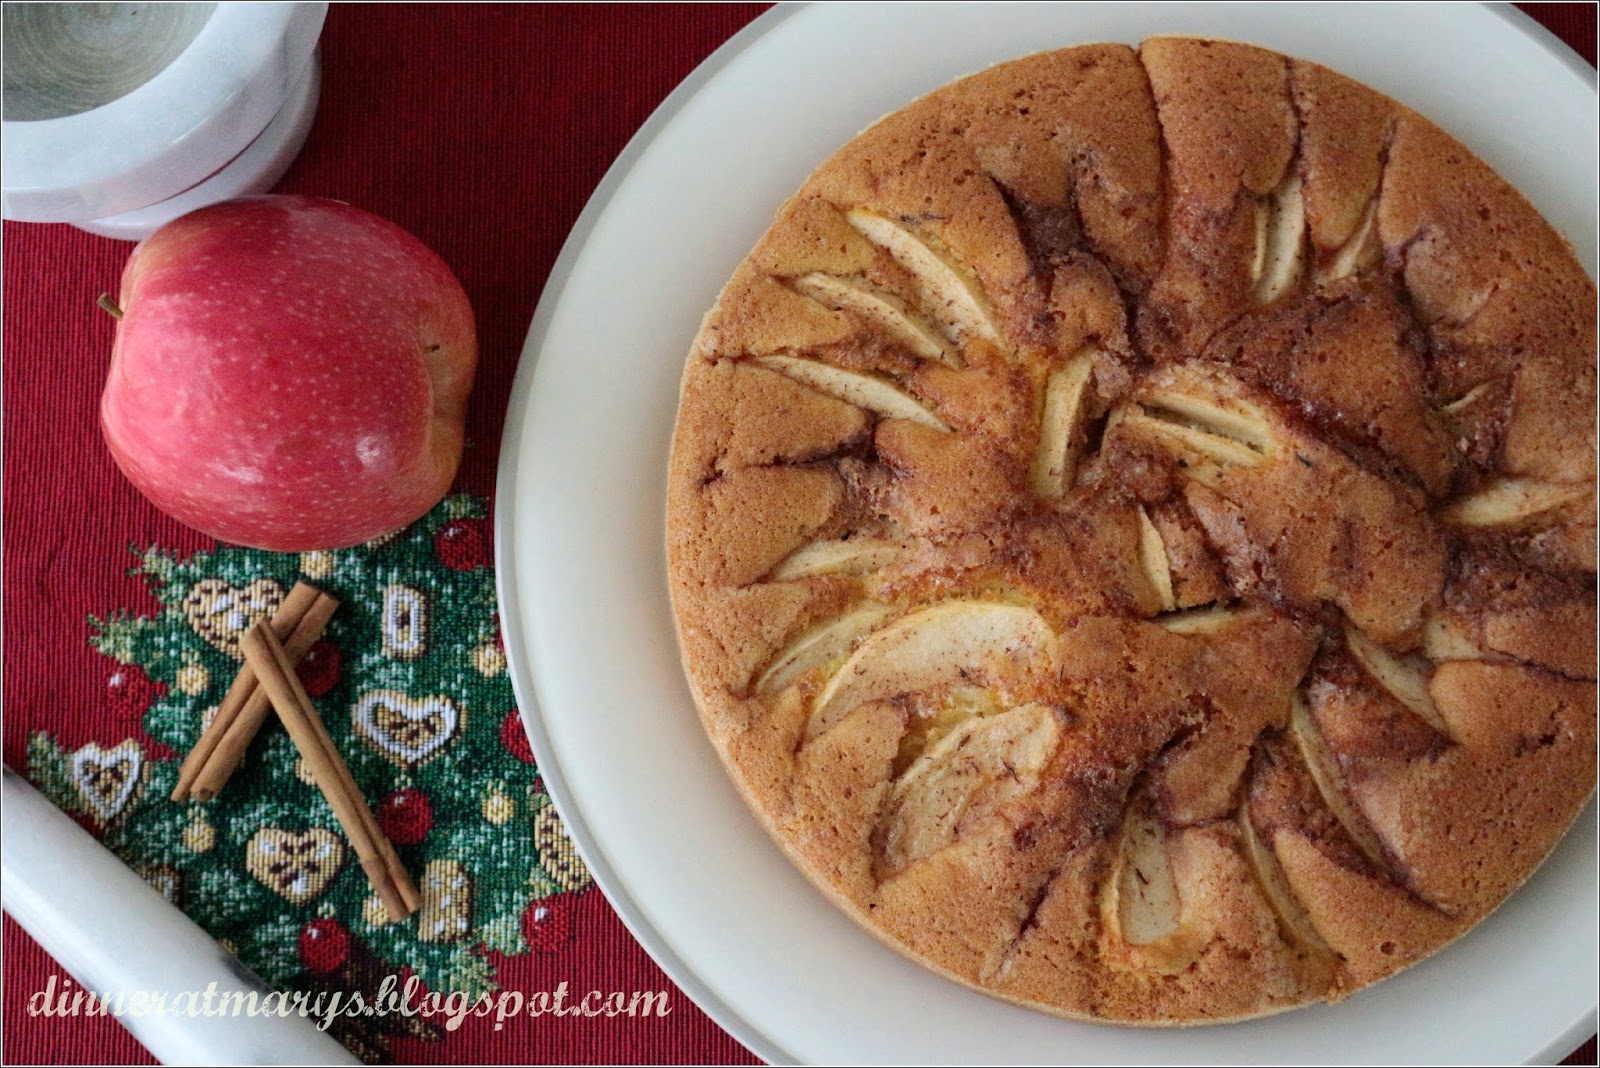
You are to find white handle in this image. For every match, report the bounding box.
[1,767,359,1066]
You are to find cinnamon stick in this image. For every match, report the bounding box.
[172,582,322,801]
[186,593,340,801]
[239,622,415,922]
[298,696,424,913]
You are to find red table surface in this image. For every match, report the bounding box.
[2,4,1594,1065]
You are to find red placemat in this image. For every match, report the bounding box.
[2,7,767,1065]
[3,5,1595,1065]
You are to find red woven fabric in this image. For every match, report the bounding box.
[2,4,1594,1064]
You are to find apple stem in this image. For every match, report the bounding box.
[97,294,124,321]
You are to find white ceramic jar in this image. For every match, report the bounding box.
[2,2,327,240]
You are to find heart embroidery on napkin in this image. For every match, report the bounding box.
[71,740,145,823]
[245,828,345,904]
[352,690,461,768]
[183,577,286,659]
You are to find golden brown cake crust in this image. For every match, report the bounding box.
[665,38,1597,1025]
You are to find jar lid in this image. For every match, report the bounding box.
[2,2,326,223]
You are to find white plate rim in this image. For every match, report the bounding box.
[496,9,804,1062]
[496,4,1598,1064]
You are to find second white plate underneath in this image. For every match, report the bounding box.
[497,4,1598,1063]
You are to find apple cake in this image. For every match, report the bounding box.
[665,37,1597,1024]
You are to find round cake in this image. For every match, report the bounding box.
[665,37,1596,1024]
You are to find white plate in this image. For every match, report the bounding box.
[496,4,1598,1063]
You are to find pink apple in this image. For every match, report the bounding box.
[101,195,477,550]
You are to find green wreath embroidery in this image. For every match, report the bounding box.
[28,494,584,998]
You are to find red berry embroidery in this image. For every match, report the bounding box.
[521,894,575,953]
[106,663,165,721]
[297,918,350,974]
[296,640,342,697]
[500,710,535,764]
[377,787,433,845]
[434,518,490,571]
